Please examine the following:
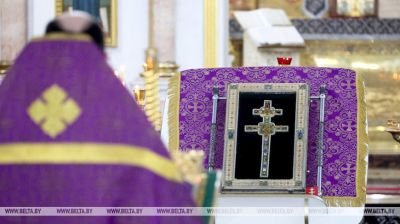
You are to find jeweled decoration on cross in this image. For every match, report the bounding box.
[244,100,289,178]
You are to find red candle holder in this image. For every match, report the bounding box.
[277,57,292,66]
[306,186,319,196]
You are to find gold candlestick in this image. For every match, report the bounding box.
[133,86,145,109]
[142,48,162,132]
[143,70,162,131]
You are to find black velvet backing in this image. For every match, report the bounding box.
[234,92,296,179]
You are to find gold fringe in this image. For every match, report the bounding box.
[322,73,368,207]
[167,72,181,153]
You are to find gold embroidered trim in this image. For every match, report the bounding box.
[322,73,368,207]
[32,33,92,42]
[167,72,181,153]
[0,143,182,183]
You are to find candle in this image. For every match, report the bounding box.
[133,85,145,108]
[118,65,126,86]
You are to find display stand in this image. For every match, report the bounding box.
[208,85,327,196]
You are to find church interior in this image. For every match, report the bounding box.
[1,0,400,223]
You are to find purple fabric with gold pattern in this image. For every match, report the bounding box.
[0,36,201,224]
[179,67,358,198]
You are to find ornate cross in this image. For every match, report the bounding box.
[187,95,204,113]
[244,100,289,178]
[340,79,355,90]
[340,163,356,175]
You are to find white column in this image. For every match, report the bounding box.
[217,0,229,67]
[153,0,176,62]
[0,0,28,62]
[176,0,204,70]
[176,0,228,70]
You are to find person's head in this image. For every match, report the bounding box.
[45,11,105,51]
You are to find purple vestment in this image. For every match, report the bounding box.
[0,34,202,223]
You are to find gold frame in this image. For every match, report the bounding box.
[55,0,118,47]
[222,83,310,193]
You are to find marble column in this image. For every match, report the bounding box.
[152,0,175,62]
[0,0,27,62]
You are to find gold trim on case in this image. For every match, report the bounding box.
[222,83,309,192]
[167,73,181,153]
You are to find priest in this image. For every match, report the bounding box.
[0,12,201,224]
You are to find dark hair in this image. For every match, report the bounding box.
[45,20,105,51]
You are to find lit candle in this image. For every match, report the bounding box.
[119,65,126,86]
[133,85,145,109]
[134,85,140,100]
[146,56,154,71]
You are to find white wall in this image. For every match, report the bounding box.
[106,0,148,87]
[176,0,229,71]
[28,0,55,38]
[27,0,229,81]
[28,0,148,87]
[176,0,204,71]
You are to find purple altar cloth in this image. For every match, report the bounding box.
[0,35,201,223]
[175,67,367,206]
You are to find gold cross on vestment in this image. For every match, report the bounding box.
[244,100,288,178]
[28,84,81,138]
